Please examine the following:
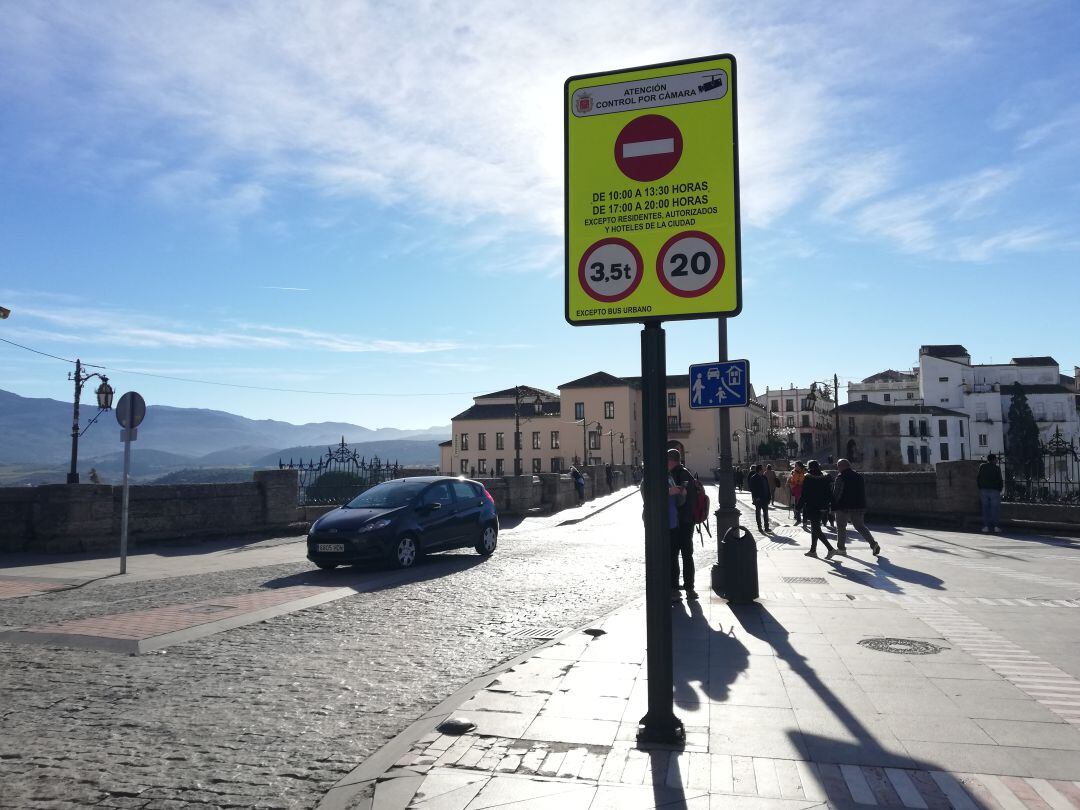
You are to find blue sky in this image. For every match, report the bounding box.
[2,1,1078,429]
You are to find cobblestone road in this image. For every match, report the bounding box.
[0,493,666,809]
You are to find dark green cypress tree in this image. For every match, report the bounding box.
[1006,382,1042,479]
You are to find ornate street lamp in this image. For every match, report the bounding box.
[67,359,114,483]
[513,386,546,476]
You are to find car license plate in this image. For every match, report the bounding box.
[317,543,345,553]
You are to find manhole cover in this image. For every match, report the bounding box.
[505,627,568,640]
[858,638,944,655]
[782,577,827,584]
[184,605,238,614]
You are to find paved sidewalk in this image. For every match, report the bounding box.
[321,520,1080,809]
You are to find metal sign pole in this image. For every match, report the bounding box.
[119,428,132,574]
[714,320,740,567]
[638,320,683,743]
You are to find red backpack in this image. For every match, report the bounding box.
[685,472,711,538]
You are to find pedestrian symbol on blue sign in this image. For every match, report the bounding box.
[688,359,750,409]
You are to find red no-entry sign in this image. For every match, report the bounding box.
[613,114,683,182]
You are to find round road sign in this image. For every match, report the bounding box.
[656,231,725,298]
[578,238,644,302]
[115,391,146,429]
[614,114,683,183]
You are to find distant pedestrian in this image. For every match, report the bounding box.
[605,464,614,492]
[734,467,744,491]
[667,448,697,600]
[800,461,836,559]
[832,459,880,556]
[977,453,1004,533]
[789,461,807,526]
[748,464,772,533]
[764,464,779,504]
[88,468,101,484]
[570,466,585,503]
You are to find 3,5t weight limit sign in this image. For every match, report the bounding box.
[578,238,644,302]
[656,231,725,298]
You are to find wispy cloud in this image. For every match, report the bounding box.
[9,304,462,355]
[260,286,310,292]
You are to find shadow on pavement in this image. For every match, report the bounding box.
[827,554,946,593]
[260,552,487,591]
[730,603,992,807]
[673,597,749,707]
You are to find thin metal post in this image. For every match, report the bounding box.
[638,321,683,744]
[120,431,132,574]
[514,386,522,476]
[834,373,841,461]
[714,320,740,573]
[67,358,83,484]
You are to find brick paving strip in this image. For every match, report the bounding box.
[0,574,86,600]
[0,584,355,654]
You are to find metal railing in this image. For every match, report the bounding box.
[1003,435,1080,504]
[280,438,401,505]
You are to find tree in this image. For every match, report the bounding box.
[758,429,788,459]
[1006,382,1042,479]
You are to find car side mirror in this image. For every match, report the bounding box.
[421,501,441,513]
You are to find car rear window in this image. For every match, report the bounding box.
[451,481,478,501]
[346,481,427,509]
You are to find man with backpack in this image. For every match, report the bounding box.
[667,448,700,601]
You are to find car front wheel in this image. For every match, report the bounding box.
[475,524,497,556]
[392,535,419,569]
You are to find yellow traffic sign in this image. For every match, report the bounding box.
[565,55,741,326]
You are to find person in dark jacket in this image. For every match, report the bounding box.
[667,448,698,600]
[748,463,772,533]
[977,453,1004,533]
[800,461,836,558]
[832,459,880,556]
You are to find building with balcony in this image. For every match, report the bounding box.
[756,384,836,457]
[847,345,1079,468]
[442,372,767,476]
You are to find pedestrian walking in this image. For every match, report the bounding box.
[605,464,614,493]
[749,464,772,533]
[800,461,836,559]
[977,453,1004,533]
[734,467,744,491]
[764,463,779,504]
[667,448,698,600]
[789,461,806,526]
[832,458,881,556]
[823,469,837,528]
[570,466,585,503]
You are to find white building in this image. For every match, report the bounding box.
[849,345,1079,467]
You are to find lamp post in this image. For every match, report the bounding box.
[67,359,115,484]
[513,386,545,476]
[732,431,741,465]
[581,420,602,467]
[616,432,626,465]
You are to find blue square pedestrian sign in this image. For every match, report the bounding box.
[688,359,750,409]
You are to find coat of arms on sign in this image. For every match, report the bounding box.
[577,93,592,113]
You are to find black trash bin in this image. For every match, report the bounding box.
[721,526,759,603]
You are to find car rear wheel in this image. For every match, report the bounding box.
[392,535,419,569]
[315,562,338,570]
[475,524,498,556]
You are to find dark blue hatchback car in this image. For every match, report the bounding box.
[306,476,499,570]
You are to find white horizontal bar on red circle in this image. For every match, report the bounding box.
[622,138,675,158]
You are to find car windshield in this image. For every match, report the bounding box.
[345,481,427,509]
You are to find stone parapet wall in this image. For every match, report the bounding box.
[0,469,300,554]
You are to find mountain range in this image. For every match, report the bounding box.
[0,388,449,484]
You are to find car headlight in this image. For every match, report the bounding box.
[358,519,392,533]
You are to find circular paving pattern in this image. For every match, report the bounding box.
[858,637,945,655]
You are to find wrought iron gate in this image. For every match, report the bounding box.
[1003,431,1080,504]
[280,438,401,505]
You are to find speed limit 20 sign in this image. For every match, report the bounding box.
[565,55,741,325]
